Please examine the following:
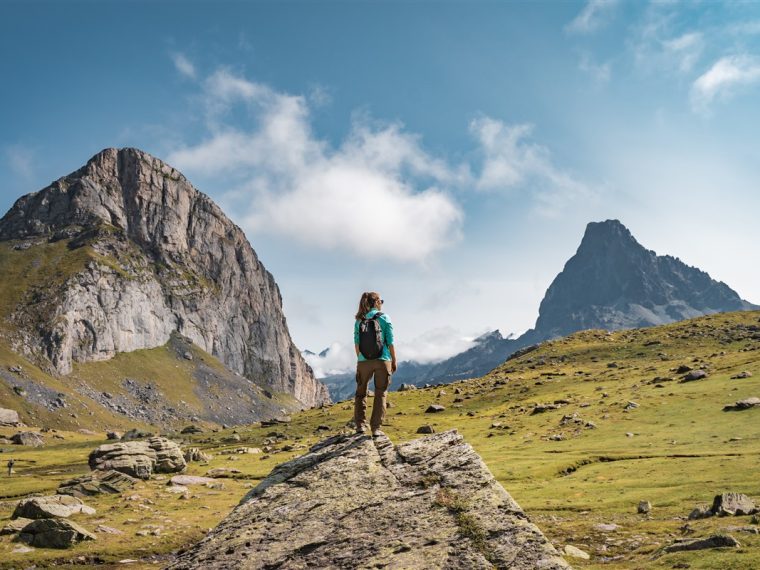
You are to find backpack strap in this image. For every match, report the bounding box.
[371,312,383,320]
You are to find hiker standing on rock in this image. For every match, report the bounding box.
[354,291,397,437]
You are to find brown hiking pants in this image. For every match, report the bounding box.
[354,359,392,431]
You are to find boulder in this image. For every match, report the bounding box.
[167,430,570,569]
[183,447,212,463]
[416,425,435,434]
[731,371,753,379]
[181,425,204,434]
[16,518,95,548]
[711,493,758,516]
[57,470,137,497]
[206,467,242,478]
[397,384,417,391]
[682,369,708,382]
[106,431,122,440]
[425,404,445,413]
[723,397,760,412]
[663,534,739,553]
[0,408,22,427]
[563,545,590,559]
[637,500,652,514]
[88,437,185,479]
[11,431,44,447]
[121,428,154,440]
[0,518,33,535]
[13,495,95,519]
[170,475,216,486]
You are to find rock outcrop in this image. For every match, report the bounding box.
[16,518,95,548]
[168,430,570,569]
[0,407,23,426]
[0,148,329,407]
[57,470,137,497]
[13,495,95,519]
[88,436,186,479]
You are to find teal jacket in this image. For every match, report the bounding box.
[354,309,394,361]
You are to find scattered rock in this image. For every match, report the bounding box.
[663,534,739,553]
[17,518,96,548]
[563,545,590,559]
[58,470,136,497]
[711,493,758,516]
[95,524,123,535]
[88,437,186,479]
[624,401,639,411]
[688,506,711,520]
[166,485,189,494]
[181,425,204,435]
[416,425,435,434]
[637,501,652,514]
[531,404,559,415]
[13,495,95,519]
[0,408,23,427]
[0,518,34,535]
[397,384,417,391]
[206,468,242,478]
[170,475,216,486]
[106,431,122,440]
[731,371,753,379]
[223,434,242,443]
[594,523,618,532]
[676,365,692,374]
[11,431,44,447]
[682,370,708,382]
[425,404,445,413]
[183,351,194,361]
[121,429,153,440]
[723,397,760,412]
[183,447,212,463]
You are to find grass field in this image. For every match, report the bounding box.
[1,309,759,568]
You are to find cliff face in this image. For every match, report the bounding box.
[168,430,570,569]
[523,219,759,343]
[0,148,329,407]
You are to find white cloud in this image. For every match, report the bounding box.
[578,52,611,83]
[662,32,703,73]
[691,55,760,112]
[566,0,618,35]
[168,70,463,262]
[4,145,34,180]
[171,52,196,79]
[303,326,479,377]
[469,117,596,217]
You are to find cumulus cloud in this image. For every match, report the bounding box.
[468,117,596,217]
[691,55,760,112]
[168,71,463,262]
[167,68,593,256]
[566,0,618,35]
[171,52,196,79]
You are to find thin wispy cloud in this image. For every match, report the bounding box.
[168,68,596,259]
[578,52,611,83]
[4,145,35,180]
[566,0,619,35]
[691,55,760,113]
[171,52,197,79]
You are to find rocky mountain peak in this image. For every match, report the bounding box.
[0,148,330,408]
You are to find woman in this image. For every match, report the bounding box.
[354,291,397,436]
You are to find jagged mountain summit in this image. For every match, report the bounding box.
[0,148,329,409]
[322,219,757,396]
[519,219,758,345]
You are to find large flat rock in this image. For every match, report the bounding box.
[167,430,570,569]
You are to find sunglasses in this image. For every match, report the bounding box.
[380,299,384,304]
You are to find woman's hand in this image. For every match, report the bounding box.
[391,359,398,373]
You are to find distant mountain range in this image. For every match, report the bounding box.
[321,219,758,400]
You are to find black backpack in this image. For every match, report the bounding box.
[358,312,384,359]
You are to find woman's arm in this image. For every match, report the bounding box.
[389,345,397,372]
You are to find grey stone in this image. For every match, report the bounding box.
[170,475,216,486]
[11,431,44,447]
[167,431,570,569]
[57,470,136,497]
[0,518,34,535]
[682,369,708,382]
[13,495,95,519]
[0,408,22,427]
[731,371,753,379]
[425,404,445,413]
[88,437,185,479]
[637,500,652,514]
[16,518,95,548]
[711,493,758,516]
[416,425,435,434]
[723,397,760,412]
[663,534,739,553]
[183,447,212,463]
[563,545,590,559]
[397,384,417,391]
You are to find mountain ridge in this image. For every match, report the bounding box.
[0,147,329,414]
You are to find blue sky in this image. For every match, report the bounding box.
[2,1,760,375]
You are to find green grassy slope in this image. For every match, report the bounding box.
[1,310,758,568]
